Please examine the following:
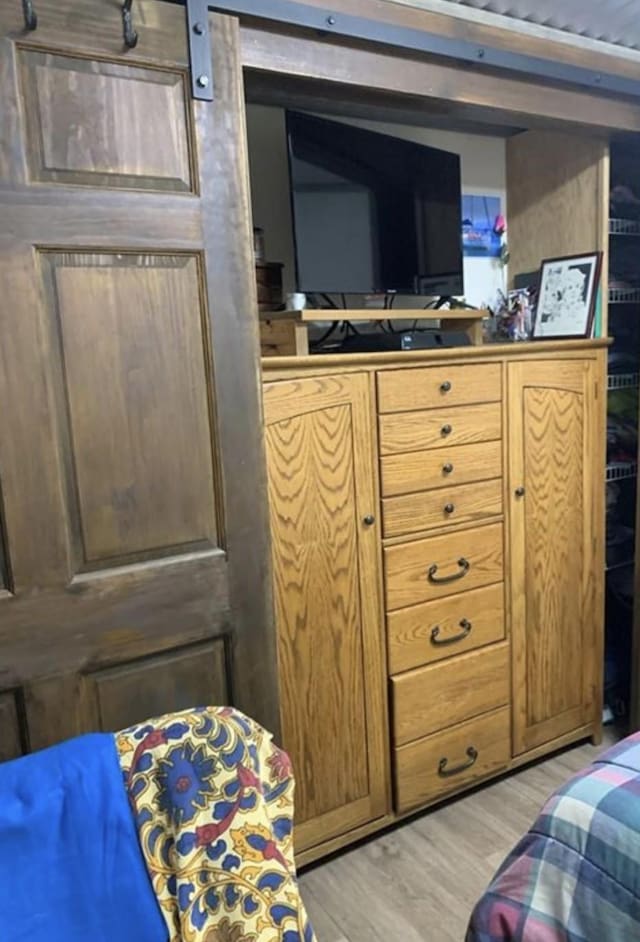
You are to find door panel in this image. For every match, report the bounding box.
[89,640,228,732]
[264,374,389,852]
[43,251,218,567]
[19,50,194,191]
[0,692,23,762]
[0,2,278,752]
[509,359,600,754]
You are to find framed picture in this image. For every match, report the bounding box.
[532,251,602,339]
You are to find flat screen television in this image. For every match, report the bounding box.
[286,111,464,297]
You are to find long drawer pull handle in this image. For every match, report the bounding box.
[430,618,472,646]
[438,746,478,778]
[427,557,469,584]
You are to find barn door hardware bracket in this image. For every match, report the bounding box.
[122,0,139,49]
[186,0,214,100]
[22,0,37,31]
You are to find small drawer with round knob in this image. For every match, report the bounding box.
[381,441,502,497]
[382,478,503,539]
[379,402,502,455]
[377,363,502,414]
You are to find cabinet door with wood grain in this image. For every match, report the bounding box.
[508,358,604,755]
[263,374,389,852]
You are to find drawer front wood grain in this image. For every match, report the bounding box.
[380,402,502,456]
[381,440,502,497]
[378,363,501,414]
[388,583,505,674]
[394,707,511,812]
[383,477,502,538]
[384,522,503,611]
[392,641,510,745]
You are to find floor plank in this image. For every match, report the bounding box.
[299,733,618,941]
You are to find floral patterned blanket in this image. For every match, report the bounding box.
[117,706,316,942]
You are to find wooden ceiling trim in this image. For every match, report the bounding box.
[240,25,640,133]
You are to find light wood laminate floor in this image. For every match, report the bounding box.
[300,732,618,942]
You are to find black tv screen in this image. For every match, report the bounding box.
[286,111,463,296]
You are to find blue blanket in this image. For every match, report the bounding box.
[0,732,167,942]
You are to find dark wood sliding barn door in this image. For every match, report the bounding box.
[0,0,278,757]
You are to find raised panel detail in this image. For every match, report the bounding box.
[43,252,218,567]
[525,386,584,724]
[0,692,24,762]
[0,493,9,593]
[19,51,194,192]
[90,640,229,732]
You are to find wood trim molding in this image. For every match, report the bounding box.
[240,25,640,133]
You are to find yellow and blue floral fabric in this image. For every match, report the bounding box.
[117,706,316,942]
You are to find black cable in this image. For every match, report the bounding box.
[310,321,340,350]
[388,293,397,309]
[341,293,347,310]
[321,293,339,310]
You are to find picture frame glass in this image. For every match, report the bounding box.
[533,252,602,339]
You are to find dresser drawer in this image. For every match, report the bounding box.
[383,477,502,538]
[394,707,511,813]
[379,402,501,455]
[392,641,509,745]
[378,363,501,414]
[381,440,502,497]
[384,522,503,611]
[387,583,505,674]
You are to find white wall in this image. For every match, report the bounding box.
[246,104,507,308]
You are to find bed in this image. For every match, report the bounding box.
[466,733,640,941]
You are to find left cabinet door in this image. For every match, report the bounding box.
[263,373,389,853]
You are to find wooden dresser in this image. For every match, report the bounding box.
[262,341,607,865]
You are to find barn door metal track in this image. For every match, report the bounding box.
[184,0,640,101]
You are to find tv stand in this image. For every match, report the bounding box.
[259,308,487,357]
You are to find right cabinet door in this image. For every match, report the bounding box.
[509,358,601,755]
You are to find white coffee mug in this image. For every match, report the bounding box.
[286,292,306,310]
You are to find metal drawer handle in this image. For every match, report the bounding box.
[438,746,478,778]
[441,424,452,436]
[427,557,469,584]
[430,618,472,646]
[440,380,452,392]
[444,503,455,515]
[442,463,454,474]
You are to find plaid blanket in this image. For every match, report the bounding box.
[467,733,640,941]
